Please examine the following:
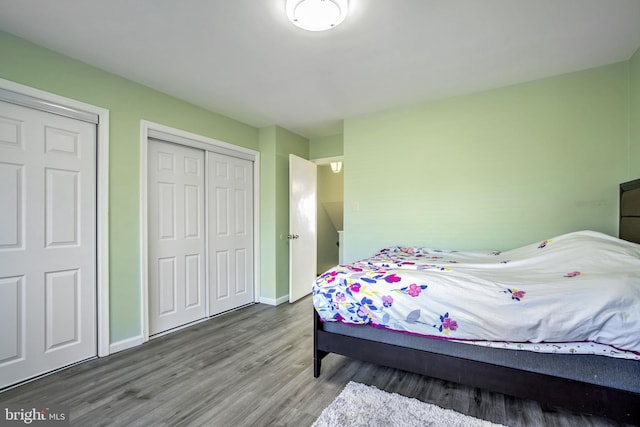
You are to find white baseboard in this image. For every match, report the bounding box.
[109,297,289,354]
[109,334,145,355]
[259,295,290,306]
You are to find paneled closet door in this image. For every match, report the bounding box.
[148,140,206,335]
[0,100,97,388]
[208,152,254,316]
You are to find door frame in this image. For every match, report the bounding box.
[0,77,111,358]
[139,120,260,342]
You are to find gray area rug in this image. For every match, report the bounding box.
[313,382,508,427]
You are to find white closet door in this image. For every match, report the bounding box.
[208,152,254,315]
[148,140,206,335]
[0,100,97,388]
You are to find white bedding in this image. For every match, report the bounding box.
[312,231,640,358]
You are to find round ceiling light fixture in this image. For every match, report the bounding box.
[286,0,348,31]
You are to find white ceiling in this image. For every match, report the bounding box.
[1,0,640,139]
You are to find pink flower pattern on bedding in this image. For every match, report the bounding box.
[435,313,458,335]
[504,288,526,301]
[312,230,640,358]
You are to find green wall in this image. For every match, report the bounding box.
[0,31,259,343]
[631,48,640,178]
[258,127,278,302]
[259,126,309,302]
[309,133,343,158]
[344,62,631,262]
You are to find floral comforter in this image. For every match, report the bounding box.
[312,230,640,358]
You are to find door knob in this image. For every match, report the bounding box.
[288,234,300,239]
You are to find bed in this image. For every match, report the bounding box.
[313,178,640,424]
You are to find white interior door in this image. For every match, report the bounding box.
[0,100,97,388]
[208,152,254,315]
[289,154,317,303]
[148,139,206,335]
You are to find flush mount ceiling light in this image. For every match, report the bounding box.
[286,0,348,31]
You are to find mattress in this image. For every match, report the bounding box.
[313,230,640,358]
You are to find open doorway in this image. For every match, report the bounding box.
[315,158,344,274]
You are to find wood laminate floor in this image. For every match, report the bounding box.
[0,297,635,427]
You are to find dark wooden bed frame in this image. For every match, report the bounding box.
[313,178,640,424]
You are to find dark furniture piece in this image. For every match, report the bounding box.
[313,179,640,424]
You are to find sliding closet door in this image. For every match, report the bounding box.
[208,152,254,315]
[148,140,206,335]
[0,100,97,388]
